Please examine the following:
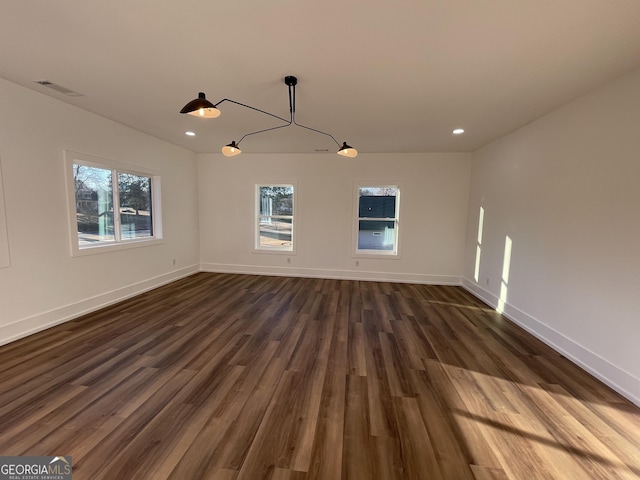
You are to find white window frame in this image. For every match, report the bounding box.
[353,182,401,257]
[254,182,296,254]
[64,150,163,256]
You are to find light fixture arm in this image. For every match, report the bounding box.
[213,98,290,125]
[236,118,292,146]
[292,118,341,148]
[213,95,293,148]
[286,76,341,147]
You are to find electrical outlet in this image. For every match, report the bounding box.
[287,258,291,264]
[172,259,176,266]
[486,277,490,286]
[355,260,360,267]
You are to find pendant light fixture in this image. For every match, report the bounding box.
[222,141,241,157]
[179,92,221,118]
[337,142,357,158]
[180,75,357,157]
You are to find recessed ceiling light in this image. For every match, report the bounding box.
[452,128,465,135]
[185,131,196,136]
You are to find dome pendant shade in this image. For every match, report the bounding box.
[337,142,358,158]
[222,141,241,157]
[180,92,221,118]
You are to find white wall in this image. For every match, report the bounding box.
[0,78,200,344]
[463,67,640,405]
[199,152,471,283]
[0,157,9,268]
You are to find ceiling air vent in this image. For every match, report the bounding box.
[35,80,83,97]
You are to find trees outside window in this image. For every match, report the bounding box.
[256,184,294,252]
[66,151,161,254]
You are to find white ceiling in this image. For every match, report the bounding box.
[2,0,640,155]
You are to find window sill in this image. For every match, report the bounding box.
[252,247,296,255]
[353,250,401,259]
[71,238,164,257]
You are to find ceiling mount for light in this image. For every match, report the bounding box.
[180,75,357,157]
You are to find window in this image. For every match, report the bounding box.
[255,184,294,252]
[65,151,162,255]
[355,184,400,256]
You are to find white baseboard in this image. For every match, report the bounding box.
[199,262,462,285]
[0,265,199,347]
[461,277,640,407]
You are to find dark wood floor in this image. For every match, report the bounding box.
[0,273,639,479]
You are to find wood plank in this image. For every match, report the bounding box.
[306,300,348,480]
[408,369,476,479]
[342,374,376,480]
[393,396,444,479]
[470,465,510,480]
